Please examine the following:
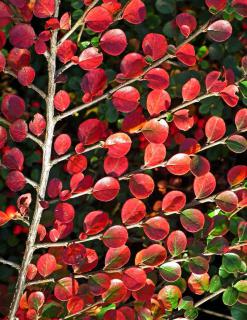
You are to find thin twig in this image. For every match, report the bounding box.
[3,69,46,99]
[0,257,20,271]
[57,0,100,46]
[198,308,233,320]
[0,117,44,148]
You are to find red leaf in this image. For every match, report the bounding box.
[122,267,147,291]
[83,210,109,235]
[112,86,140,113]
[54,90,71,112]
[63,243,86,265]
[142,119,169,144]
[129,173,154,199]
[9,24,35,49]
[6,170,26,191]
[93,176,120,202]
[0,2,12,28]
[180,209,205,233]
[2,147,24,171]
[105,133,132,158]
[132,279,155,302]
[144,68,170,90]
[78,118,105,145]
[144,143,166,167]
[235,108,247,131]
[100,29,127,56]
[215,191,238,213]
[33,0,55,18]
[54,277,79,301]
[0,211,11,226]
[188,273,209,295]
[0,30,6,49]
[57,40,77,64]
[205,116,226,142]
[118,53,147,80]
[227,165,247,186]
[102,279,127,304]
[232,0,247,17]
[29,113,46,136]
[73,247,98,273]
[121,198,146,225]
[190,155,210,177]
[158,285,182,310]
[28,292,45,311]
[85,6,113,32]
[143,216,170,240]
[67,296,84,315]
[166,153,191,175]
[189,256,209,275]
[147,89,171,116]
[167,230,187,256]
[69,173,84,192]
[0,51,6,72]
[135,244,167,266]
[220,85,239,107]
[205,0,227,11]
[54,202,75,223]
[105,245,131,270]
[27,264,37,281]
[142,33,168,60]
[0,126,7,149]
[176,13,197,38]
[207,20,232,42]
[89,273,111,296]
[9,119,28,142]
[173,109,194,131]
[66,154,87,174]
[182,78,200,101]
[37,253,57,278]
[47,178,62,199]
[17,66,35,86]
[176,44,196,66]
[78,47,103,70]
[1,94,25,122]
[60,12,71,30]
[123,0,146,24]
[205,71,227,93]
[104,310,126,320]
[193,172,216,199]
[104,156,128,177]
[162,191,186,213]
[103,225,128,248]
[81,68,107,103]
[54,134,71,155]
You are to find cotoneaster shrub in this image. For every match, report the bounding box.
[0,0,246,319]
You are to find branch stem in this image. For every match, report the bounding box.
[8,2,60,318]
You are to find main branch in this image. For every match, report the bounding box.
[8,2,60,318]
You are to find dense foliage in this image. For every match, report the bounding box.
[0,0,247,319]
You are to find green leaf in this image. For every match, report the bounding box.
[91,37,100,47]
[234,280,247,293]
[155,0,176,14]
[222,287,238,306]
[98,304,116,319]
[79,41,90,50]
[231,303,247,320]
[209,275,222,293]
[42,302,64,319]
[222,253,242,273]
[239,81,247,97]
[184,307,198,320]
[178,296,194,311]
